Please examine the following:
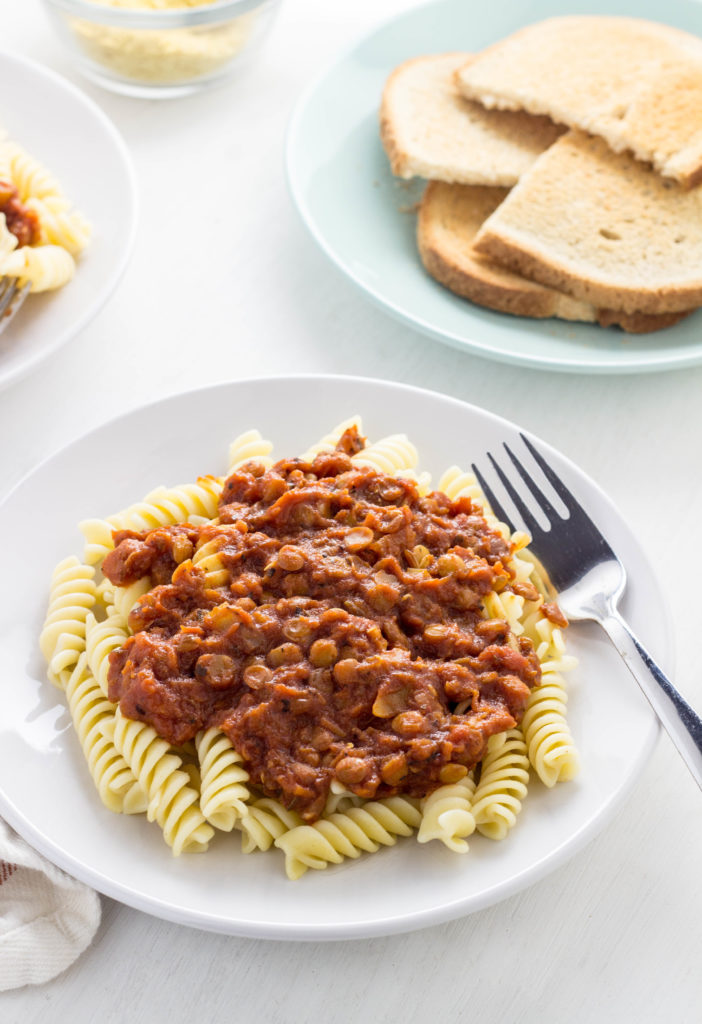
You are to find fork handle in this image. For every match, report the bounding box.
[600,609,702,789]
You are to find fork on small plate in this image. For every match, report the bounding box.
[0,276,29,334]
[472,433,702,789]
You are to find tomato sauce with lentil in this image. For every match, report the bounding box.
[103,428,541,821]
[0,180,40,249]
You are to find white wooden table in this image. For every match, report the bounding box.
[2,2,701,1021]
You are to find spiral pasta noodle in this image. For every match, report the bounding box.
[437,465,509,536]
[191,536,229,587]
[471,731,530,841]
[39,556,97,689]
[298,416,363,461]
[0,140,62,203]
[275,797,422,880]
[227,430,274,473]
[85,609,130,698]
[79,476,223,564]
[65,655,147,815]
[417,773,476,853]
[236,798,304,854]
[26,195,92,257]
[79,519,119,567]
[522,606,575,667]
[323,781,363,816]
[107,577,153,622]
[351,433,418,475]
[0,136,90,300]
[520,669,579,786]
[396,467,433,496]
[482,587,526,637]
[195,728,251,831]
[111,478,224,533]
[3,244,76,292]
[103,708,214,854]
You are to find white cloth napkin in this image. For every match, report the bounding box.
[0,817,100,991]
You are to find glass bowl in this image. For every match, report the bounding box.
[40,0,282,98]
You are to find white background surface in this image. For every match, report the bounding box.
[1,1,701,1021]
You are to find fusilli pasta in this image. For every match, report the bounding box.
[417,773,476,853]
[79,476,223,564]
[0,140,62,203]
[2,244,75,292]
[471,731,530,841]
[40,422,579,879]
[0,135,89,298]
[227,429,274,473]
[236,798,304,854]
[351,433,418,474]
[275,797,422,880]
[298,416,363,461]
[191,536,229,587]
[65,655,147,815]
[85,609,130,698]
[104,708,214,854]
[196,728,251,831]
[520,668,579,786]
[26,195,92,256]
[39,556,97,689]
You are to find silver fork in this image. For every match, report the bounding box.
[472,433,702,789]
[0,276,29,334]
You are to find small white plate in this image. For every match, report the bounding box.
[0,377,664,938]
[0,51,137,391]
[286,0,702,375]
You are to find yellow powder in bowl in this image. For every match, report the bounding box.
[67,1,262,86]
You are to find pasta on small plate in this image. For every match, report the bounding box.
[0,50,136,391]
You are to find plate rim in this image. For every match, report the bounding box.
[0,48,138,392]
[285,0,702,376]
[0,374,666,938]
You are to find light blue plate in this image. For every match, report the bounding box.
[286,0,702,375]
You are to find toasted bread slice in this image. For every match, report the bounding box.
[455,16,702,187]
[472,131,702,315]
[380,53,563,187]
[418,180,694,332]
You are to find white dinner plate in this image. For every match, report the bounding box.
[286,0,702,375]
[0,51,137,391]
[0,376,664,939]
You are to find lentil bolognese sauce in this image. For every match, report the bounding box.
[102,427,542,823]
[0,179,40,248]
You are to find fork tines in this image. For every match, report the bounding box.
[0,275,18,318]
[472,434,581,538]
[471,434,615,585]
[0,276,30,333]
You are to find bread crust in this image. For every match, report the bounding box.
[416,182,589,319]
[418,181,696,331]
[597,308,692,333]
[379,53,562,187]
[474,223,702,316]
[472,131,702,315]
[379,59,417,178]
